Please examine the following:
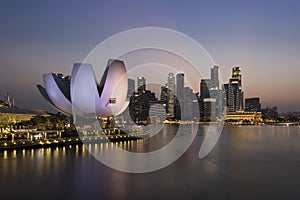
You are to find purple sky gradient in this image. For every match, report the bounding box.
[0,0,299,112]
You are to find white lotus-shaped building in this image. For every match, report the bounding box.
[37,59,128,117]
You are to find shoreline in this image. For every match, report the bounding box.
[1,123,299,150]
[0,134,147,151]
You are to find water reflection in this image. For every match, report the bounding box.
[1,125,299,160]
[0,125,300,199]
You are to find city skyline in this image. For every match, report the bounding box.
[1,2,300,199]
[0,63,298,114]
[0,1,299,112]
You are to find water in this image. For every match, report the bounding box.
[1,125,300,200]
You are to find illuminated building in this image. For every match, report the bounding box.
[129,89,156,124]
[232,67,242,87]
[203,98,217,121]
[137,77,146,91]
[224,66,244,112]
[0,100,47,125]
[167,73,175,118]
[160,85,168,103]
[200,65,223,121]
[175,73,184,120]
[225,112,262,123]
[37,59,128,117]
[245,98,261,112]
[261,106,278,120]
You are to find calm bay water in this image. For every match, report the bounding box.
[1,125,300,200]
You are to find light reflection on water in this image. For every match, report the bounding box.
[0,125,300,200]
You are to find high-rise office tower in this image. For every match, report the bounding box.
[225,79,242,112]
[160,85,168,103]
[137,77,146,91]
[183,86,193,119]
[232,67,242,89]
[127,78,135,100]
[200,79,216,121]
[211,65,219,89]
[224,67,244,112]
[176,73,184,100]
[200,65,223,121]
[129,89,156,124]
[233,66,243,111]
[200,79,212,99]
[167,72,175,118]
[175,73,184,120]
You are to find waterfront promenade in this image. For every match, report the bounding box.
[0,129,149,150]
[1,122,299,150]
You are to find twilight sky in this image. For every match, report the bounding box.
[0,0,299,112]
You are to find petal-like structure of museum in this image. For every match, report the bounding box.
[95,60,128,117]
[71,63,98,114]
[37,59,129,117]
[43,73,72,115]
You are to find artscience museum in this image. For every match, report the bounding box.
[37,59,129,118]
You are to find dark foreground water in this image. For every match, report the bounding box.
[1,125,300,200]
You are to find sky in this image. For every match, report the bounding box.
[0,0,299,112]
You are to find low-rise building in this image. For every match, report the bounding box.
[0,107,47,124]
[225,111,262,124]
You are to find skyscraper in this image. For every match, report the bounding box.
[167,72,175,118]
[200,79,216,121]
[225,67,244,112]
[183,86,193,119]
[175,73,184,120]
[233,66,244,111]
[200,79,212,99]
[199,64,225,121]
[160,85,168,103]
[127,78,135,100]
[137,77,146,91]
[176,73,184,100]
[129,89,156,124]
[232,67,242,89]
[211,65,219,89]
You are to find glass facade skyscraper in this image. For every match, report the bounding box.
[176,73,184,100]
[199,65,223,121]
[127,78,135,100]
[175,73,184,120]
[137,77,146,91]
[211,65,219,89]
[225,67,244,112]
[167,73,175,118]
